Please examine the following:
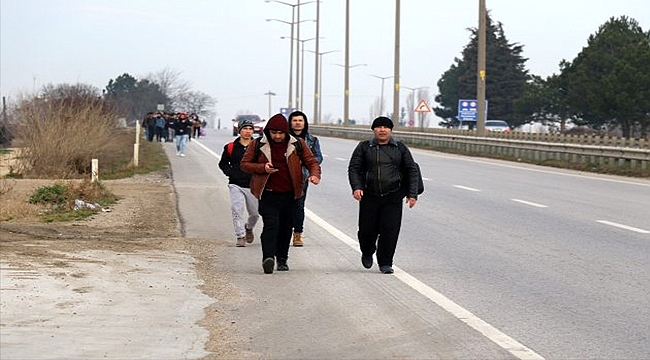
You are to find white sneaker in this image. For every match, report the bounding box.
[180,154,186,157]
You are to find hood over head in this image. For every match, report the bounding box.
[288,110,309,138]
[264,113,289,138]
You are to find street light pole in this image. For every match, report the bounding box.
[336,63,367,125]
[344,0,350,126]
[282,36,318,115]
[371,75,393,115]
[392,0,401,126]
[266,0,316,111]
[313,0,320,123]
[477,0,487,136]
[267,17,295,110]
[309,49,339,123]
[264,91,276,118]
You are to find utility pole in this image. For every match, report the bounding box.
[371,75,393,115]
[313,0,320,124]
[392,0,401,127]
[477,0,487,136]
[344,0,350,126]
[264,91,277,118]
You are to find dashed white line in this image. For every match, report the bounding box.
[335,157,348,161]
[306,208,545,360]
[454,185,481,192]
[596,220,650,234]
[511,199,548,208]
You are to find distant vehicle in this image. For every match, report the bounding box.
[485,120,511,133]
[232,114,266,136]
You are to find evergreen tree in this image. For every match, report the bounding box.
[434,13,529,128]
[562,16,650,138]
[104,73,170,124]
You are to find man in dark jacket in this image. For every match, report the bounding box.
[218,119,259,247]
[240,113,321,274]
[347,116,419,274]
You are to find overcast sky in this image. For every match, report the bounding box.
[1,0,649,126]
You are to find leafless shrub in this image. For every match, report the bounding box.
[12,86,123,178]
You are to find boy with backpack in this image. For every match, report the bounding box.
[218,119,260,247]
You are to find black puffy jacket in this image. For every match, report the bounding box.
[348,137,419,198]
[218,138,253,188]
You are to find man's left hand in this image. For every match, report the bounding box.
[406,197,417,208]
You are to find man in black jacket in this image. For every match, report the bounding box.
[218,119,260,247]
[347,116,419,274]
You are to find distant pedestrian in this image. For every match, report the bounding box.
[155,112,166,142]
[173,113,191,156]
[288,110,323,247]
[240,113,321,274]
[218,118,260,247]
[347,116,419,274]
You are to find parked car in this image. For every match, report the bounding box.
[232,114,266,136]
[485,120,511,133]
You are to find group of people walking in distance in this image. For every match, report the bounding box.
[142,111,205,157]
[218,111,421,275]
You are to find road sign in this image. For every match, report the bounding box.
[458,99,488,121]
[458,99,477,121]
[414,99,431,113]
[280,107,295,119]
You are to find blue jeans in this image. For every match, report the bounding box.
[292,181,309,233]
[175,134,189,155]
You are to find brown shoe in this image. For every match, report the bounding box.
[292,232,303,247]
[245,228,254,243]
[236,237,246,247]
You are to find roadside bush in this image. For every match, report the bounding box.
[28,180,119,222]
[11,88,123,178]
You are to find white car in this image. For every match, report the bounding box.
[485,120,511,133]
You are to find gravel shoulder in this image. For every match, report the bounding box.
[0,172,244,359]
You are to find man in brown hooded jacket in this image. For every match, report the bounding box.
[240,113,321,274]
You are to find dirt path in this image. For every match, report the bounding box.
[0,172,244,359]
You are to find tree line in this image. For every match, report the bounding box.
[433,15,650,138]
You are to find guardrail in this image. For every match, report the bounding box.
[310,125,650,172]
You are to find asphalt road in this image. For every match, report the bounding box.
[173,128,650,359]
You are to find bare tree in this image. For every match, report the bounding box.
[144,67,191,111]
[175,90,216,120]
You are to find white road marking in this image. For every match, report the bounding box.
[454,185,481,192]
[192,139,221,159]
[196,139,543,359]
[335,157,348,161]
[596,220,650,234]
[306,208,545,360]
[511,199,548,208]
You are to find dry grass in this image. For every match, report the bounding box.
[11,95,123,178]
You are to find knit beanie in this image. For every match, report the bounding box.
[371,116,394,129]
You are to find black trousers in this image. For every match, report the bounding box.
[357,190,403,266]
[259,191,296,261]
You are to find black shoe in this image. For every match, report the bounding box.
[361,255,373,269]
[379,265,394,274]
[277,259,289,271]
[263,258,275,274]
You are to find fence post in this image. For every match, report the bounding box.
[91,159,99,183]
[134,121,140,167]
